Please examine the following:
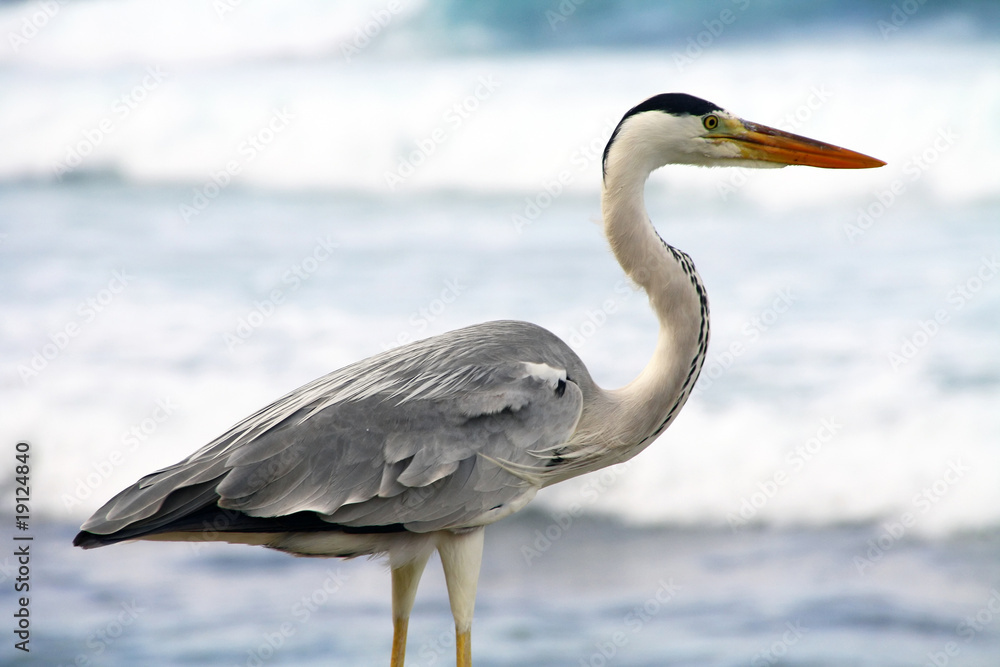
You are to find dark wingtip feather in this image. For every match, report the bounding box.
[73,530,112,549]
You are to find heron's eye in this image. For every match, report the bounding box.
[703,115,719,130]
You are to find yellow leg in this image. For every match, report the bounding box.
[390,616,409,667]
[456,627,472,667]
[390,551,431,667]
[438,529,484,667]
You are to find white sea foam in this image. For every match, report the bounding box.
[0,3,996,208]
[4,183,995,534]
[3,2,997,534]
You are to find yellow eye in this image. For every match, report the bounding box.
[703,115,719,130]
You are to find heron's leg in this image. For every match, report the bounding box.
[390,549,432,667]
[438,528,485,667]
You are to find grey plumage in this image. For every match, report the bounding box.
[73,93,883,666]
[76,320,592,550]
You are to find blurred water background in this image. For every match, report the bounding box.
[1,0,998,664]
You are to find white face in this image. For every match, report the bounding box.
[603,100,883,184]
[605,109,785,177]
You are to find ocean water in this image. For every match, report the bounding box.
[2,0,999,664]
[15,519,1000,666]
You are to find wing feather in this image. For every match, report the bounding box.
[77,321,590,545]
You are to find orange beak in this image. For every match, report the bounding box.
[720,120,885,169]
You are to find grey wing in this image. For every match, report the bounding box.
[79,323,585,540]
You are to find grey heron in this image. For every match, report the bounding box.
[74,93,884,666]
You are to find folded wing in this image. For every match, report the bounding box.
[76,321,587,546]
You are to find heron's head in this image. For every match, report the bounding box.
[602,93,884,181]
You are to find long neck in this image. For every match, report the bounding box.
[587,160,710,462]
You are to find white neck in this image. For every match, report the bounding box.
[564,128,710,473]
